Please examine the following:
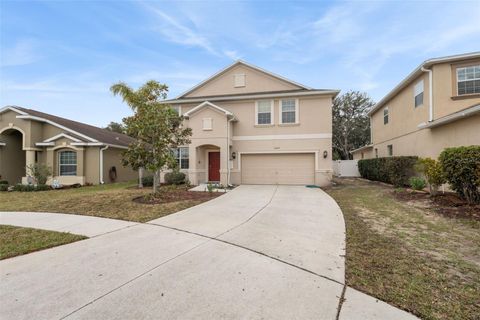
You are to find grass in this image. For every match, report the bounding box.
[0,182,218,222]
[0,225,86,260]
[324,178,480,320]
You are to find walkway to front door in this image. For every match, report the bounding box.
[208,151,220,181]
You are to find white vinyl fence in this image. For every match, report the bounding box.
[333,160,360,177]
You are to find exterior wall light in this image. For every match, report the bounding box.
[323,150,328,159]
[231,151,236,160]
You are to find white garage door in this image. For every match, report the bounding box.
[241,153,315,185]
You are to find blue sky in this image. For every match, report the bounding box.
[1,0,479,127]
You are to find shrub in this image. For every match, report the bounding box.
[0,184,8,192]
[35,184,51,191]
[409,177,426,190]
[415,158,446,196]
[0,180,8,185]
[358,156,418,187]
[26,163,52,185]
[142,176,154,187]
[439,146,480,204]
[164,171,186,185]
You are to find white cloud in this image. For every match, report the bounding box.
[0,39,41,67]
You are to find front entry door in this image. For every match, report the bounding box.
[208,152,220,182]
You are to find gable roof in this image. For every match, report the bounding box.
[368,51,480,116]
[2,106,135,148]
[183,101,236,120]
[176,60,312,99]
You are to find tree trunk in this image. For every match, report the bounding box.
[138,167,144,188]
[153,170,159,193]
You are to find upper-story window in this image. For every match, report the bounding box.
[59,150,77,176]
[280,99,298,124]
[173,147,189,169]
[457,65,480,95]
[383,107,389,124]
[255,100,273,125]
[414,80,424,107]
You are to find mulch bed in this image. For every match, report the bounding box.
[393,189,480,221]
[133,189,222,205]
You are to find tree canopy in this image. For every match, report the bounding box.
[111,80,192,192]
[332,91,374,160]
[104,121,126,134]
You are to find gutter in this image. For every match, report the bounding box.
[421,67,434,121]
[99,145,109,184]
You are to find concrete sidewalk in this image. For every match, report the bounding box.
[0,212,137,237]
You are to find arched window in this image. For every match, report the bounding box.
[59,150,77,176]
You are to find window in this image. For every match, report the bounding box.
[383,107,389,124]
[256,100,273,125]
[414,80,424,107]
[59,150,77,176]
[457,65,480,95]
[387,145,393,156]
[203,118,212,130]
[234,74,246,87]
[280,99,298,124]
[174,147,189,169]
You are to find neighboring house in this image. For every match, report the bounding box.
[351,52,480,160]
[0,106,137,185]
[163,60,339,186]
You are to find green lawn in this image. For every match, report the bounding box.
[0,182,219,222]
[324,178,479,320]
[0,225,86,260]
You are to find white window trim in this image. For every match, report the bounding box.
[174,105,182,115]
[58,150,77,176]
[255,100,274,125]
[414,80,424,107]
[383,106,389,125]
[279,99,299,124]
[456,65,480,96]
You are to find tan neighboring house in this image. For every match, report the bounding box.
[161,60,339,187]
[351,52,480,160]
[0,106,138,185]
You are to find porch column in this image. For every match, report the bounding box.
[23,150,35,184]
[219,141,229,186]
[188,144,198,185]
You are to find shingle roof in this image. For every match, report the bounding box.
[14,107,135,147]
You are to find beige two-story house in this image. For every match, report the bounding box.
[163,60,339,186]
[352,52,480,160]
[0,106,138,185]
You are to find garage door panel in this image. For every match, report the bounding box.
[241,153,315,185]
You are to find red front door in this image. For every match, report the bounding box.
[208,152,220,182]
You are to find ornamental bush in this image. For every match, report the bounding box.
[415,158,446,196]
[0,184,8,192]
[142,176,154,187]
[0,180,8,185]
[409,177,426,190]
[358,156,418,187]
[439,146,480,204]
[164,171,186,185]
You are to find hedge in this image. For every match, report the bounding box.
[164,171,186,185]
[439,146,480,204]
[358,156,418,187]
[12,184,51,192]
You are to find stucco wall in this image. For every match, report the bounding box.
[102,147,137,183]
[184,64,301,98]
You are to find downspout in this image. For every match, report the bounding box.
[421,66,433,122]
[99,145,109,184]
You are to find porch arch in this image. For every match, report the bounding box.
[0,128,26,184]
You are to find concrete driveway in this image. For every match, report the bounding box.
[0,185,418,320]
